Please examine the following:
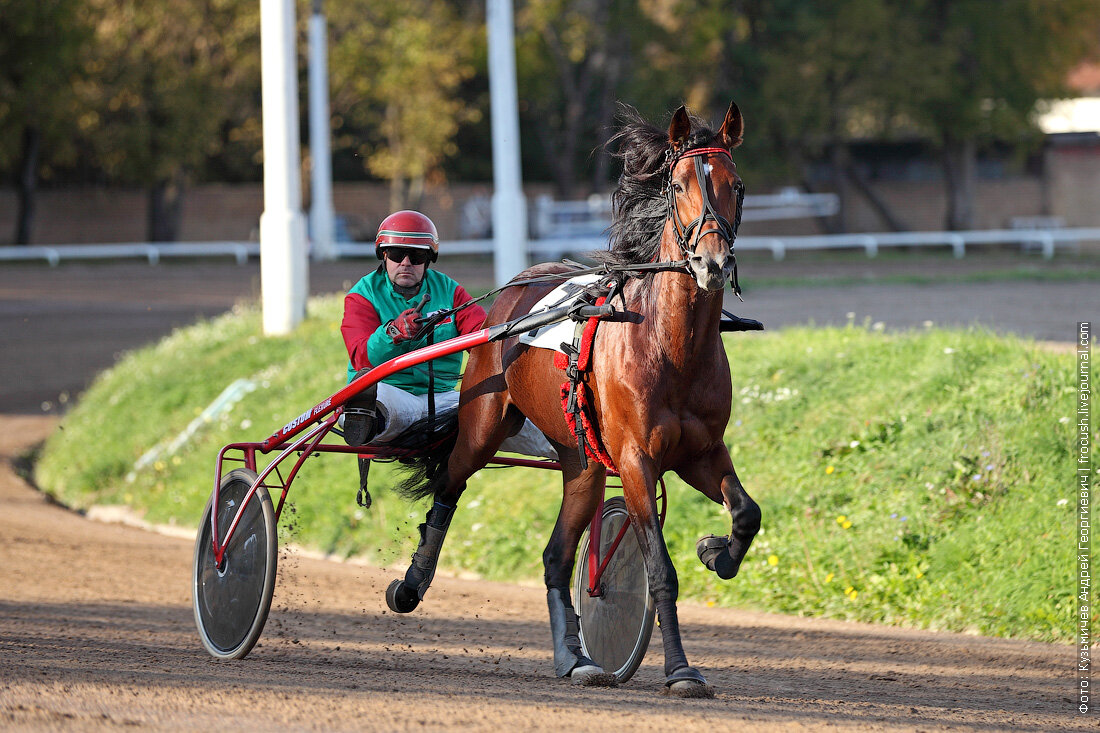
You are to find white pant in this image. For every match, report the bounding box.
[371,382,559,460]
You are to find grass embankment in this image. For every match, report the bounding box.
[35,296,1084,643]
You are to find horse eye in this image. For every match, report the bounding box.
[672,182,684,194]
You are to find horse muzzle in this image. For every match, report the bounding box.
[687,250,733,292]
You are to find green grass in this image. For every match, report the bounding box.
[33,297,1088,643]
[745,263,1100,290]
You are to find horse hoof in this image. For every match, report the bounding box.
[385,579,420,614]
[570,664,617,687]
[666,679,715,698]
[696,535,738,579]
[664,666,713,698]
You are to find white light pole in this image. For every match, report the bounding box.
[260,0,308,334]
[486,0,527,286]
[308,0,337,261]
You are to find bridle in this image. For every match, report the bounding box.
[663,145,745,295]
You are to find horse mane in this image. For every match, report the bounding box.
[592,104,719,271]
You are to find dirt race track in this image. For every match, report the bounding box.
[0,257,1093,729]
[0,419,1086,731]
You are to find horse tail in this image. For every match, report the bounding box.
[388,406,459,502]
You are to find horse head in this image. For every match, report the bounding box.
[665,102,745,292]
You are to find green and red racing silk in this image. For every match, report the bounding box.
[341,268,486,395]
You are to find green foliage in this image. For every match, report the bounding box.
[905,0,1100,144]
[74,0,261,186]
[5,0,1100,209]
[0,0,93,172]
[328,0,482,207]
[515,0,674,193]
[34,301,1085,643]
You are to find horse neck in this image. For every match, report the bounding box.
[630,239,724,367]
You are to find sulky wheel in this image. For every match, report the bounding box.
[572,496,655,683]
[192,468,278,660]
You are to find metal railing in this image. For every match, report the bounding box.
[0,241,258,266]
[735,227,1100,260]
[2,227,1097,266]
[530,188,839,239]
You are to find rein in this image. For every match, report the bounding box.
[411,258,690,339]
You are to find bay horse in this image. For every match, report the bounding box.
[388,102,760,695]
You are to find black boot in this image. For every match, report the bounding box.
[386,501,456,613]
[343,377,378,447]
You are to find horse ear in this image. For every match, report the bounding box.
[718,101,744,150]
[668,106,691,150]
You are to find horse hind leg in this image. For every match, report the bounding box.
[385,498,457,613]
[385,389,521,614]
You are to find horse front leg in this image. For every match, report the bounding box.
[542,445,616,685]
[677,444,761,580]
[618,452,711,695]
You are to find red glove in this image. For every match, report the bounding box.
[385,307,423,343]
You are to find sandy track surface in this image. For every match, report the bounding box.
[0,416,1085,731]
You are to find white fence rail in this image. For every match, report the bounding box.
[0,241,258,266]
[531,188,838,239]
[736,228,1100,260]
[341,227,1096,260]
[2,227,1097,266]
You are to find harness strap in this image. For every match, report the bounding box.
[426,330,436,424]
[561,336,587,469]
[554,289,617,472]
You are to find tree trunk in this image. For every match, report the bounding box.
[829,142,852,234]
[591,43,625,193]
[15,125,41,245]
[147,171,184,242]
[544,96,583,198]
[844,164,908,232]
[389,177,406,212]
[942,138,976,231]
[407,175,425,212]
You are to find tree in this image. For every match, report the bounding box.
[328,0,482,211]
[689,0,932,229]
[904,0,1100,230]
[75,0,261,241]
[515,0,624,195]
[0,0,92,244]
[514,0,691,195]
[686,0,1099,231]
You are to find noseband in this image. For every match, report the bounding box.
[664,146,745,295]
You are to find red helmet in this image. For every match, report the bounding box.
[374,210,439,262]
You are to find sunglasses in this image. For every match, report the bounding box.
[383,247,432,265]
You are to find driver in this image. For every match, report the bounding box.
[340,210,554,504]
[341,210,486,445]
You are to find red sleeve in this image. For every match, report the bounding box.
[452,285,487,335]
[341,292,382,370]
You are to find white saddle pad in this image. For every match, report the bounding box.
[517,274,603,352]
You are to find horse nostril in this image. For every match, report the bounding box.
[689,255,725,277]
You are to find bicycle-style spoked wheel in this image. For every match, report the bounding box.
[573,496,655,683]
[192,468,278,660]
